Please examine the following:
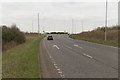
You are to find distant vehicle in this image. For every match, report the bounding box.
[47,36,53,40]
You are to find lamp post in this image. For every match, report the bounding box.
[72,19,74,34]
[105,0,107,41]
[38,13,40,35]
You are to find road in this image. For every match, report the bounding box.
[39,34,118,78]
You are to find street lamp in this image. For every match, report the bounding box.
[105,0,107,41]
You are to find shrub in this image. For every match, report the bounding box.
[2,24,26,50]
[10,25,25,44]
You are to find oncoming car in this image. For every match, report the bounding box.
[47,36,53,40]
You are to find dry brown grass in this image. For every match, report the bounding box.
[25,33,39,40]
[70,26,119,47]
[79,27,118,41]
[2,41,18,51]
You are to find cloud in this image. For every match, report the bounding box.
[1,2,118,33]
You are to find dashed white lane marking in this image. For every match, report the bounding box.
[57,68,65,78]
[74,44,78,47]
[83,53,93,59]
[43,40,65,78]
[49,56,52,58]
[74,44,83,49]
[60,74,65,78]
[51,59,65,78]
[57,68,60,71]
[54,63,57,66]
[53,45,60,49]
[55,65,58,69]
[58,71,62,74]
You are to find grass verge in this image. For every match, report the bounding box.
[2,35,44,78]
[69,34,118,47]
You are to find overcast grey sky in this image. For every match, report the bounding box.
[0,0,118,33]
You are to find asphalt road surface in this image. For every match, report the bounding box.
[40,34,118,78]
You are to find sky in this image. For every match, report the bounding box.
[0,0,119,33]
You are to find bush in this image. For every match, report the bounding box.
[2,24,26,50]
[10,25,25,44]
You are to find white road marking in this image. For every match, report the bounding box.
[43,40,54,62]
[49,56,52,58]
[53,62,65,78]
[57,68,60,71]
[54,63,57,66]
[74,44,78,47]
[60,74,65,78]
[53,45,60,49]
[55,65,58,69]
[58,71,62,74]
[83,53,93,59]
[74,44,83,49]
[83,53,86,56]
[86,55,93,59]
[52,61,66,78]
[44,40,65,78]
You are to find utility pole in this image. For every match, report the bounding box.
[43,25,45,34]
[75,24,76,34]
[105,0,107,41]
[72,19,74,34]
[32,19,33,33]
[81,20,83,32]
[42,18,44,34]
[38,13,40,35]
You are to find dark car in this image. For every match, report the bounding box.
[47,36,53,40]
